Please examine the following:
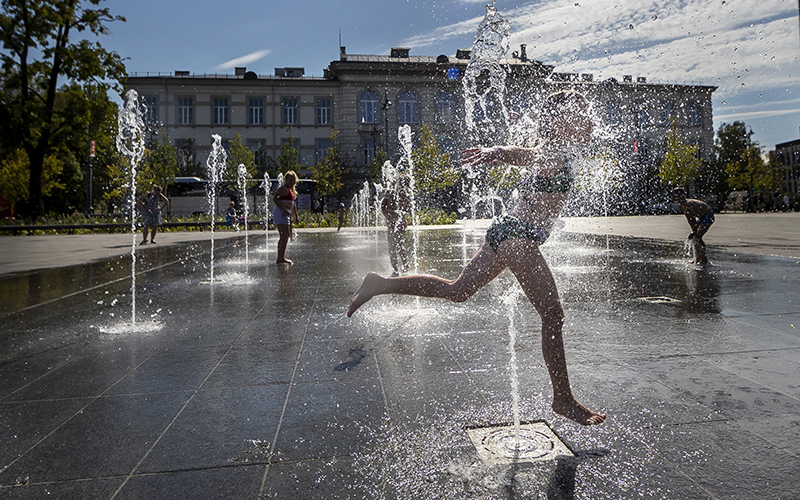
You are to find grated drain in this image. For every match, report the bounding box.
[466,421,574,465]
[637,296,682,304]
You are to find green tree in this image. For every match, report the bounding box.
[224,133,256,190]
[140,127,178,195]
[658,116,702,188]
[725,142,773,196]
[411,124,458,196]
[712,121,750,204]
[276,127,301,173]
[311,130,351,202]
[366,148,388,184]
[0,0,126,219]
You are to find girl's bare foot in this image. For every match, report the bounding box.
[552,399,606,426]
[276,259,293,265]
[347,272,383,317]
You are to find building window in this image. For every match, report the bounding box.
[246,139,264,165]
[606,101,620,125]
[688,102,702,127]
[661,102,674,126]
[283,97,298,125]
[213,98,229,125]
[249,98,264,125]
[398,91,418,124]
[316,98,331,125]
[177,97,193,125]
[363,139,376,164]
[436,92,456,124]
[316,139,333,163]
[359,91,379,124]
[143,95,158,126]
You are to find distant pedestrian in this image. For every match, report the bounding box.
[226,201,239,230]
[139,185,168,244]
[671,187,713,265]
[784,194,790,212]
[337,203,347,232]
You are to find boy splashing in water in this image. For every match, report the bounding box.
[347,91,605,426]
[671,187,714,265]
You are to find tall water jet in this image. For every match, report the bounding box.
[461,4,513,220]
[116,90,146,326]
[262,172,270,253]
[206,135,228,283]
[237,164,250,266]
[395,125,419,272]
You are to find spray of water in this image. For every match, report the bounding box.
[263,172,270,253]
[206,135,228,283]
[116,90,146,325]
[237,164,250,266]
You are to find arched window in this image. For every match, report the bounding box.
[436,92,456,124]
[359,91,379,124]
[398,91,418,124]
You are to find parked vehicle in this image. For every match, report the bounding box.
[725,191,748,212]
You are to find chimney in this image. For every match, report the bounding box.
[235,67,246,76]
[519,44,528,62]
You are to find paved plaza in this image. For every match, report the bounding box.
[1,213,799,499]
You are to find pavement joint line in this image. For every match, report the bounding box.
[109,284,281,499]
[258,275,322,499]
[0,317,193,477]
[653,346,800,358]
[0,356,77,403]
[0,256,186,316]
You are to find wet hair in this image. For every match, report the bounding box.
[283,171,298,195]
[538,91,591,139]
[152,185,162,194]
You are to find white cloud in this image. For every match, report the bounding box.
[403,0,799,99]
[214,49,272,70]
[716,107,800,122]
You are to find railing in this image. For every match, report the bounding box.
[0,220,268,235]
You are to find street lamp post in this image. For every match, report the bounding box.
[381,91,392,155]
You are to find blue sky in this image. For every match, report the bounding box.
[100,0,800,151]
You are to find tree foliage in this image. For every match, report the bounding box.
[411,124,458,195]
[224,133,256,191]
[276,127,302,174]
[311,129,351,201]
[0,0,126,219]
[658,116,702,188]
[725,143,774,193]
[141,127,178,195]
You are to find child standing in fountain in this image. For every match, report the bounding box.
[139,185,168,244]
[381,187,410,276]
[348,91,606,426]
[671,187,714,265]
[272,171,300,264]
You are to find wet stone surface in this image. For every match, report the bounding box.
[1,226,799,499]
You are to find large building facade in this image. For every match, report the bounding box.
[126,45,716,213]
[775,139,800,194]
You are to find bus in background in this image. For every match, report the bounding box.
[166,177,320,219]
